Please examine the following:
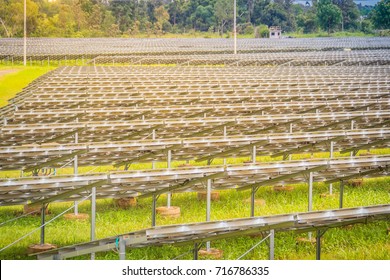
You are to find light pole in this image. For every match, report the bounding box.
[24,0,26,66]
[233,0,237,55]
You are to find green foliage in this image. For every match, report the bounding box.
[332,0,360,31]
[370,0,390,29]
[361,19,374,33]
[317,0,343,34]
[254,24,269,38]
[214,0,234,34]
[0,0,376,38]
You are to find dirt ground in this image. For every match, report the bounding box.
[0,69,19,78]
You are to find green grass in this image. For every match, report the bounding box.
[0,177,388,260]
[0,65,55,107]
[284,31,375,38]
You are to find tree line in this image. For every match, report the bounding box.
[0,0,389,38]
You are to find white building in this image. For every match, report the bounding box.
[269,26,282,39]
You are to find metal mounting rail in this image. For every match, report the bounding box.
[33,204,390,260]
[0,155,388,206]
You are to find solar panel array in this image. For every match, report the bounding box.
[0,38,389,259]
[0,64,389,206]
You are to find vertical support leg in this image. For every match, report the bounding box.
[119,236,126,260]
[269,229,275,260]
[152,194,157,227]
[339,181,344,209]
[193,243,199,260]
[308,172,313,241]
[251,145,256,163]
[152,129,156,169]
[74,129,79,215]
[308,172,313,212]
[40,205,46,245]
[90,186,96,260]
[329,141,334,195]
[289,123,293,134]
[206,179,211,251]
[316,230,321,260]
[350,121,354,157]
[250,187,256,217]
[167,150,172,208]
[223,126,227,165]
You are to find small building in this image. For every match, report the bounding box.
[269,26,282,39]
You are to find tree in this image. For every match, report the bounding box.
[333,0,360,31]
[317,0,342,34]
[370,0,390,29]
[214,0,234,34]
[154,5,170,33]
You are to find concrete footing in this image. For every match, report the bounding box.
[156,206,181,218]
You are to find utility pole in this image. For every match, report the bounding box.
[24,0,27,66]
[233,0,237,55]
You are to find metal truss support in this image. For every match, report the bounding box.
[119,236,126,260]
[316,229,327,260]
[339,181,344,209]
[269,229,275,260]
[206,179,212,252]
[237,231,273,260]
[40,204,47,245]
[91,186,96,260]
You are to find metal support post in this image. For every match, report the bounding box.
[152,194,157,227]
[74,128,79,215]
[91,186,96,260]
[269,229,275,260]
[339,181,344,209]
[316,230,321,260]
[152,129,156,169]
[119,236,126,260]
[223,126,227,165]
[250,187,256,217]
[251,145,256,163]
[206,179,211,251]
[308,172,313,241]
[350,121,354,157]
[193,243,199,260]
[329,142,334,194]
[167,150,172,207]
[40,205,46,245]
[316,229,327,260]
[308,172,313,212]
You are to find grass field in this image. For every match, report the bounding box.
[0,65,55,107]
[0,176,389,260]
